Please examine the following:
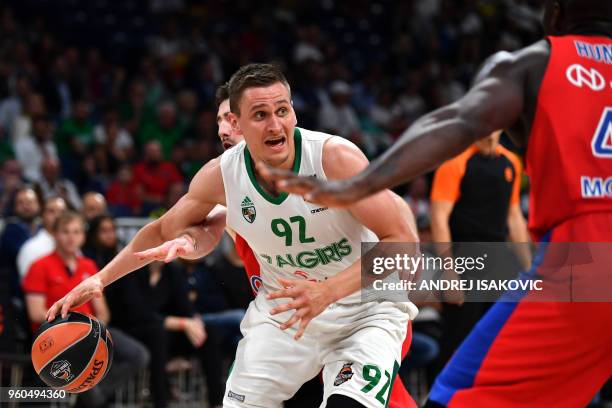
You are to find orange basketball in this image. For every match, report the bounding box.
[31,312,114,393]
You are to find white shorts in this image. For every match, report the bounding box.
[223,292,409,407]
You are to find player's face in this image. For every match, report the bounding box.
[234,82,297,169]
[217,99,244,150]
[55,219,85,255]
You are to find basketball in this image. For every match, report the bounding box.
[31,312,114,393]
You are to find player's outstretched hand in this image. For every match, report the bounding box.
[267,278,334,340]
[134,235,196,263]
[255,162,362,208]
[46,275,104,321]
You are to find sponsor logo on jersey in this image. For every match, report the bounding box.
[566,64,606,91]
[581,176,612,198]
[50,360,74,382]
[260,237,353,269]
[250,275,262,294]
[227,390,246,403]
[241,196,256,223]
[310,207,328,214]
[334,362,354,386]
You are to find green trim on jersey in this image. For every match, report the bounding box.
[244,128,302,205]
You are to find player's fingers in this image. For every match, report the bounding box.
[47,302,59,321]
[277,178,317,195]
[270,299,303,315]
[277,277,299,289]
[60,295,72,319]
[279,313,300,331]
[294,316,312,340]
[134,247,162,260]
[255,161,296,182]
[164,244,179,263]
[267,287,298,300]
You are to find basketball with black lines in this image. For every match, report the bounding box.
[31,312,114,393]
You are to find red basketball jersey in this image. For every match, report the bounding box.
[235,232,262,295]
[526,35,612,239]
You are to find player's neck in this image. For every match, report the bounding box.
[566,21,612,37]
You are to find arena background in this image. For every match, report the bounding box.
[1,0,608,407]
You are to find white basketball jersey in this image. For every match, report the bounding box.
[220,127,377,304]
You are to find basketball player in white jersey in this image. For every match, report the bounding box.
[47,63,418,408]
[133,82,421,408]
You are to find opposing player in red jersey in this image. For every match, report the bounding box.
[130,83,420,408]
[262,0,612,406]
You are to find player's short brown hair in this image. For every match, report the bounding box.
[53,210,84,232]
[228,63,290,116]
[215,82,230,108]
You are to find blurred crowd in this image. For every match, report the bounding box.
[0,0,547,406]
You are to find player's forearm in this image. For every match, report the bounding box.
[178,208,227,259]
[352,107,482,197]
[97,220,166,287]
[323,258,362,303]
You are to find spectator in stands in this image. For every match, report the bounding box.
[22,211,149,408]
[36,157,81,210]
[93,106,134,166]
[11,93,46,143]
[317,80,361,141]
[83,214,119,270]
[0,159,24,216]
[55,99,94,158]
[138,100,183,159]
[0,186,40,323]
[106,164,142,216]
[105,261,224,408]
[133,140,182,214]
[40,54,80,119]
[82,191,108,222]
[14,115,58,182]
[176,89,198,132]
[119,79,154,136]
[186,235,251,352]
[0,74,32,137]
[369,88,396,133]
[17,196,66,279]
[0,187,40,273]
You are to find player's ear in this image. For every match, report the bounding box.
[228,112,241,133]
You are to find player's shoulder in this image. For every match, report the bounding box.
[475,40,549,82]
[220,140,246,162]
[318,134,368,180]
[296,126,334,144]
